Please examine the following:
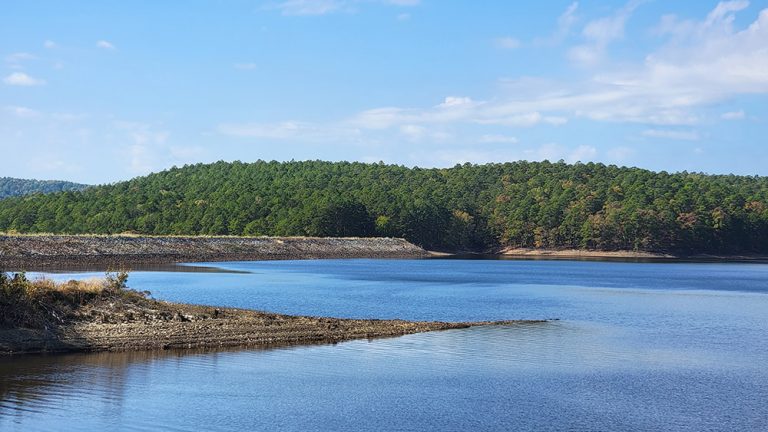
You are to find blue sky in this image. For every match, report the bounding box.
[2,0,767,184]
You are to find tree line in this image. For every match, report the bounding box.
[0,177,89,200]
[1,160,766,254]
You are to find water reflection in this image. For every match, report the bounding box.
[4,262,249,274]
[2,259,768,431]
[2,323,766,432]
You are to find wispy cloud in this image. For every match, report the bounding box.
[4,52,36,70]
[43,40,57,49]
[274,0,343,15]
[642,129,700,141]
[5,52,36,63]
[218,121,362,142]
[270,0,420,16]
[352,2,768,129]
[4,106,40,118]
[114,121,171,175]
[479,134,518,144]
[3,72,46,86]
[96,40,116,50]
[568,0,643,66]
[411,142,600,168]
[534,2,580,46]
[216,1,767,167]
[721,110,746,120]
[495,37,521,50]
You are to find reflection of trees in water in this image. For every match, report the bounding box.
[0,349,215,417]
[0,345,294,419]
[20,262,248,274]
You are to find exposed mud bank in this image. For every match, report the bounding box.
[494,247,768,262]
[0,300,540,355]
[0,235,429,269]
[498,247,674,259]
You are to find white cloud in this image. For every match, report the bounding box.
[169,145,205,163]
[399,124,425,141]
[655,0,749,37]
[568,0,642,66]
[4,106,40,118]
[5,52,36,63]
[219,2,766,154]
[274,0,343,15]
[479,134,518,144]
[495,37,521,50]
[557,2,579,37]
[522,143,597,163]
[271,0,419,15]
[568,144,597,162]
[219,121,311,139]
[387,0,419,5]
[348,97,568,130]
[218,121,361,142]
[642,129,700,141]
[476,112,568,127]
[3,72,46,86]
[348,107,408,129]
[606,146,635,162]
[27,156,83,176]
[397,13,411,21]
[114,121,172,175]
[534,2,580,46]
[115,121,169,143]
[438,96,475,108]
[411,149,520,167]
[127,144,154,174]
[721,110,745,120]
[43,40,57,49]
[51,112,87,121]
[410,143,600,168]
[96,40,116,50]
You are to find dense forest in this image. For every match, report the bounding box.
[1,160,767,254]
[0,177,89,200]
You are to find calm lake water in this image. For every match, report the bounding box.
[2,259,768,431]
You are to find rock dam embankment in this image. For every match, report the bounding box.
[0,235,429,269]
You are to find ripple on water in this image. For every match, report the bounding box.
[3,259,768,431]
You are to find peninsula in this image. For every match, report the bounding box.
[0,272,537,355]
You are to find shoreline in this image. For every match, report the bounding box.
[431,248,768,263]
[0,303,542,356]
[0,234,429,270]
[498,247,674,259]
[0,268,545,356]
[3,234,766,270]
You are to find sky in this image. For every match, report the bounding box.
[1,0,767,184]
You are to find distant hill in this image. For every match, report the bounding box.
[0,177,90,200]
[0,160,767,254]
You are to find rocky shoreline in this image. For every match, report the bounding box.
[0,302,538,355]
[0,234,429,269]
[498,247,674,259]
[495,247,768,262]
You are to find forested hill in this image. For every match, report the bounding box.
[0,177,89,200]
[1,160,767,254]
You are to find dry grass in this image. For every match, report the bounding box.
[0,271,135,329]
[23,277,107,296]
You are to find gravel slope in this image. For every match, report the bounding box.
[0,234,429,269]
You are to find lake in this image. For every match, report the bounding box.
[2,258,768,431]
